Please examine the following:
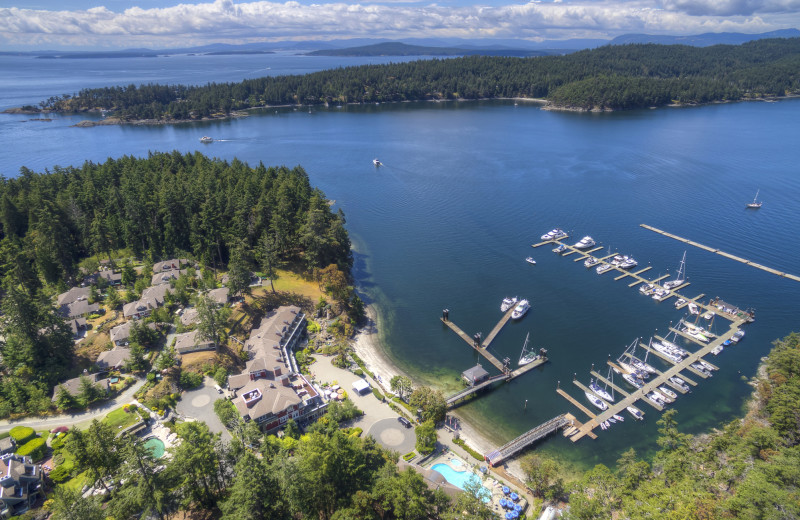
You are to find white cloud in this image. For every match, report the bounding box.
[0,0,797,48]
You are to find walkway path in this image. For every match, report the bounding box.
[0,377,147,434]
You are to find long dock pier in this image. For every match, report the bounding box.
[446,374,509,408]
[641,224,800,282]
[485,413,575,466]
[440,308,514,372]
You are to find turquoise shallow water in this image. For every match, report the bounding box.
[2,54,799,469]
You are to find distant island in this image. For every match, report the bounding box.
[304,42,553,57]
[10,38,800,123]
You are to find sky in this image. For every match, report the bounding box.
[1,0,799,50]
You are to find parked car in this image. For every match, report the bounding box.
[397,416,412,428]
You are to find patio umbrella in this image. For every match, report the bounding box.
[502,486,510,495]
[510,492,519,501]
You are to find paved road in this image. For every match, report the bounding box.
[0,377,147,434]
[175,377,232,441]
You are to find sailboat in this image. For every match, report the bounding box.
[662,251,687,289]
[518,333,537,366]
[746,189,762,209]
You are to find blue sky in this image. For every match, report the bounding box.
[2,0,799,50]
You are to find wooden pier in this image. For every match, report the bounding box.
[445,374,509,408]
[485,413,576,466]
[441,309,512,372]
[641,224,800,282]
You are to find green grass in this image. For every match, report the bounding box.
[102,406,140,431]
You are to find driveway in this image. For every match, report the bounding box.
[0,377,147,434]
[175,377,232,441]
[366,417,416,454]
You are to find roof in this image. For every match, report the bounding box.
[0,437,14,453]
[153,258,189,272]
[462,364,490,381]
[96,347,131,370]
[52,373,110,400]
[60,300,100,319]
[123,285,174,317]
[110,321,133,343]
[174,330,214,354]
[207,287,230,305]
[56,286,90,306]
[233,378,301,421]
[180,307,200,326]
[99,271,122,283]
[352,379,371,392]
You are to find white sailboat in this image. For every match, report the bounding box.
[663,251,687,289]
[518,333,537,366]
[746,189,762,209]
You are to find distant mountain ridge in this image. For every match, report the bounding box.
[609,29,800,46]
[305,42,555,57]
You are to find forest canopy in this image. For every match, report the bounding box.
[30,38,800,117]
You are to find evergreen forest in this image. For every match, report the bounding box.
[31,38,800,118]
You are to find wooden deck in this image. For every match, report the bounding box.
[641,224,800,282]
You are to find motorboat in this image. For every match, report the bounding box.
[585,391,608,411]
[651,342,683,363]
[663,251,687,289]
[688,302,699,315]
[589,380,614,402]
[669,377,690,392]
[630,356,657,374]
[731,329,745,343]
[518,333,538,366]
[723,339,733,346]
[639,283,655,295]
[675,298,687,308]
[658,386,678,400]
[711,344,724,355]
[746,189,762,209]
[199,136,213,143]
[552,244,567,254]
[703,311,714,320]
[609,254,625,266]
[373,158,382,166]
[596,264,613,274]
[691,363,712,377]
[511,299,530,320]
[627,406,644,420]
[541,228,566,240]
[501,297,518,312]
[525,256,536,265]
[573,236,596,249]
[608,418,617,424]
[622,372,643,389]
[584,256,599,268]
[682,326,709,343]
[653,388,674,403]
[652,287,670,301]
[699,359,717,372]
[619,256,638,269]
[647,392,665,406]
[600,422,607,430]
[612,414,624,422]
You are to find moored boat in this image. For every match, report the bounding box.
[731,329,745,343]
[585,391,608,411]
[711,344,724,355]
[573,236,596,249]
[675,298,687,308]
[627,406,644,420]
[501,297,518,312]
[552,244,567,254]
[511,299,530,320]
[622,372,643,388]
[688,302,699,315]
[518,333,538,366]
[525,256,536,265]
[541,228,567,240]
[612,414,624,422]
[619,256,638,269]
[658,386,678,400]
[652,287,670,301]
[663,251,687,289]
[589,380,614,402]
[584,256,599,268]
[639,283,655,295]
[669,377,690,392]
[596,264,613,274]
[653,388,674,403]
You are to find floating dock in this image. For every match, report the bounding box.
[641,224,800,282]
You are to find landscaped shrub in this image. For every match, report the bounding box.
[9,426,35,445]
[179,370,203,389]
[372,388,384,401]
[402,452,416,461]
[49,434,66,451]
[453,437,484,462]
[16,437,47,461]
[48,464,72,483]
[354,369,364,377]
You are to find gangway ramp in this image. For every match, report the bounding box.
[445,374,509,408]
[485,414,572,466]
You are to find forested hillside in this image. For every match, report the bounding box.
[32,37,800,116]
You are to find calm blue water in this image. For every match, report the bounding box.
[2,54,799,469]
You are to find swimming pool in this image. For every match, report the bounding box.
[431,463,490,499]
[144,437,166,458]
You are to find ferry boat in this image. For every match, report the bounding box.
[584,256,599,268]
[511,299,530,320]
[525,256,536,265]
[585,391,608,411]
[663,251,687,289]
[501,297,518,312]
[199,136,213,143]
[552,244,567,254]
[372,158,382,166]
[573,236,596,249]
[627,406,644,420]
[730,329,745,343]
[596,264,613,274]
[589,380,614,402]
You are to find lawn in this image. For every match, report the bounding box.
[269,269,324,301]
[102,406,140,431]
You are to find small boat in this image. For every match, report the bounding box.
[612,414,624,422]
[619,256,638,269]
[669,377,690,392]
[573,236,596,249]
[658,386,678,400]
[609,254,625,266]
[731,329,745,343]
[199,136,213,143]
[675,298,687,308]
[603,420,611,428]
[723,339,733,346]
[600,422,607,430]
[540,228,566,240]
[746,189,762,209]
[501,297,518,312]
[663,251,687,289]
[589,380,614,402]
[647,393,664,406]
[552,244,567,254]
[585,391,608,411]
[622,372,643,389]
[596,264,613,274]
[518,333,538,366]
[511,299,530,320]
[639,283,655,295]
[699,359,717,372]
[608,418,617,424]
[703,311,714,320]
[373,158,382,166]
[626,406,644,420]
[652,287,670,301]
[584,256,599,268]
[688,302,699,315]
[525,256,536,265]
[711,344,724,355]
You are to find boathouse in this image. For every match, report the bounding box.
[462,364,490,386]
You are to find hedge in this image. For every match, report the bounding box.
[372,388,384,401]
[402,452,416,461]
[16,437,47,461]
[9,426,35,445]
[453,437,484,462]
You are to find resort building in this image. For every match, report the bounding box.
[227,306,326,433]
[0,454,42,518]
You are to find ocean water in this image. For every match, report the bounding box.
[1,53,798,469]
